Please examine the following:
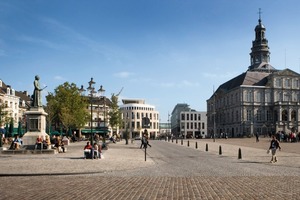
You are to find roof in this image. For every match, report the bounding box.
[215,71,271,94]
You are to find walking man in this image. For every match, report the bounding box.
[269,135,281,163]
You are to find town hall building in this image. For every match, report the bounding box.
[207,15,300,138]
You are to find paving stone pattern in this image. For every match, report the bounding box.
[0,138,299,200]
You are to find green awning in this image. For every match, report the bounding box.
[81,129,110,134]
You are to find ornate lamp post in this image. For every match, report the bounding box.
[98,85,106,131]
[79,79,106,150]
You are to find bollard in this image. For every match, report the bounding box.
[238,148,242,159]
[187,140,189,147]
[181,139,183,145]
[172,138,173,143]
[165,137,167,141]
[176,138,178,144]
[206,143,208,151]
[219,145,222,155]
[195,142,198,149]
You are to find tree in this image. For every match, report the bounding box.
[46,82,89,134]
[108,94,122,134]
[0,103,9,128]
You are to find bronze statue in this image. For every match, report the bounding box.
[32,75,46,107]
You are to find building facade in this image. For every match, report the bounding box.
[119,99,159,139]
[159,122,171,138]
[207,16,300,138]
[171,103,207,138]
[80,95,111,137]
[0,79,31,136]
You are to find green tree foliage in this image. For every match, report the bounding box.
[108,94,122,133]
[46,82,89,133]
[0,103,10,127]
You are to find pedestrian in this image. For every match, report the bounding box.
[255,132,259,142]
[144,134,151,148]
[268,135,281,163]
[140,135,145,149]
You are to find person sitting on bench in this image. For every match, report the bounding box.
[35,136,43,149]
[83,142,92,159]
[10,135,22,150]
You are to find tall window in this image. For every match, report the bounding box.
[293,79,299,88]
[257,110,262,121]
[291,110,297,122]
[247,110,252,121]
[181,113,185,120]
[277,92,282,102]
[256,92,261,102]
[282,110,288,121]
[284,93,291,101]
[190,114,193,121]
[267,110,272,121]
[246,91,252,102]
[275,78,281,87]
[285,79,291,87]
[265,92,271,102]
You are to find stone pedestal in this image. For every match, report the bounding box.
[22,107,49,145]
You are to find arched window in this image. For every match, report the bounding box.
[291,110,297,122]
[282,110,288,121]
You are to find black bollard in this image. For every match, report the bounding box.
[176,138,178,144]
[219,145,222,155]
[238,148,242,159]
[181,139,183,145]
[172,138,173,143]
[206,143,208,151]
[187,140,189,147]
[195,142,198,149]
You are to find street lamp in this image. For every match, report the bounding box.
[98,85,106,130]
[79,79,106,150]
[79,78,100,150]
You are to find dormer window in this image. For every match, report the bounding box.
[7,87,10,95]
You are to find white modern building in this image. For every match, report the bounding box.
[171,103,207,138]
[119,99,159,139]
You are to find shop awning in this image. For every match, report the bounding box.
[81,129,110,134]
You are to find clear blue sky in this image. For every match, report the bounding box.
[1,0,300,122]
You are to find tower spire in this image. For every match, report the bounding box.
[248,9,275,72]
[258,8,262,22]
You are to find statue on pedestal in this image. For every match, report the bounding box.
[31,75,46,107]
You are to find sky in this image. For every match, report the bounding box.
[1,0,300,122]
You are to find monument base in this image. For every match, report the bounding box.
[22,132,49,146]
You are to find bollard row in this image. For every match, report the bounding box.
[169,139,242,160]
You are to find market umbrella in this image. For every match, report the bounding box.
[5,123,9,138]
[9,120,14,137]
[17,121,22,136]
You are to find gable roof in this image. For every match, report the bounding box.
[216,71,271,94]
